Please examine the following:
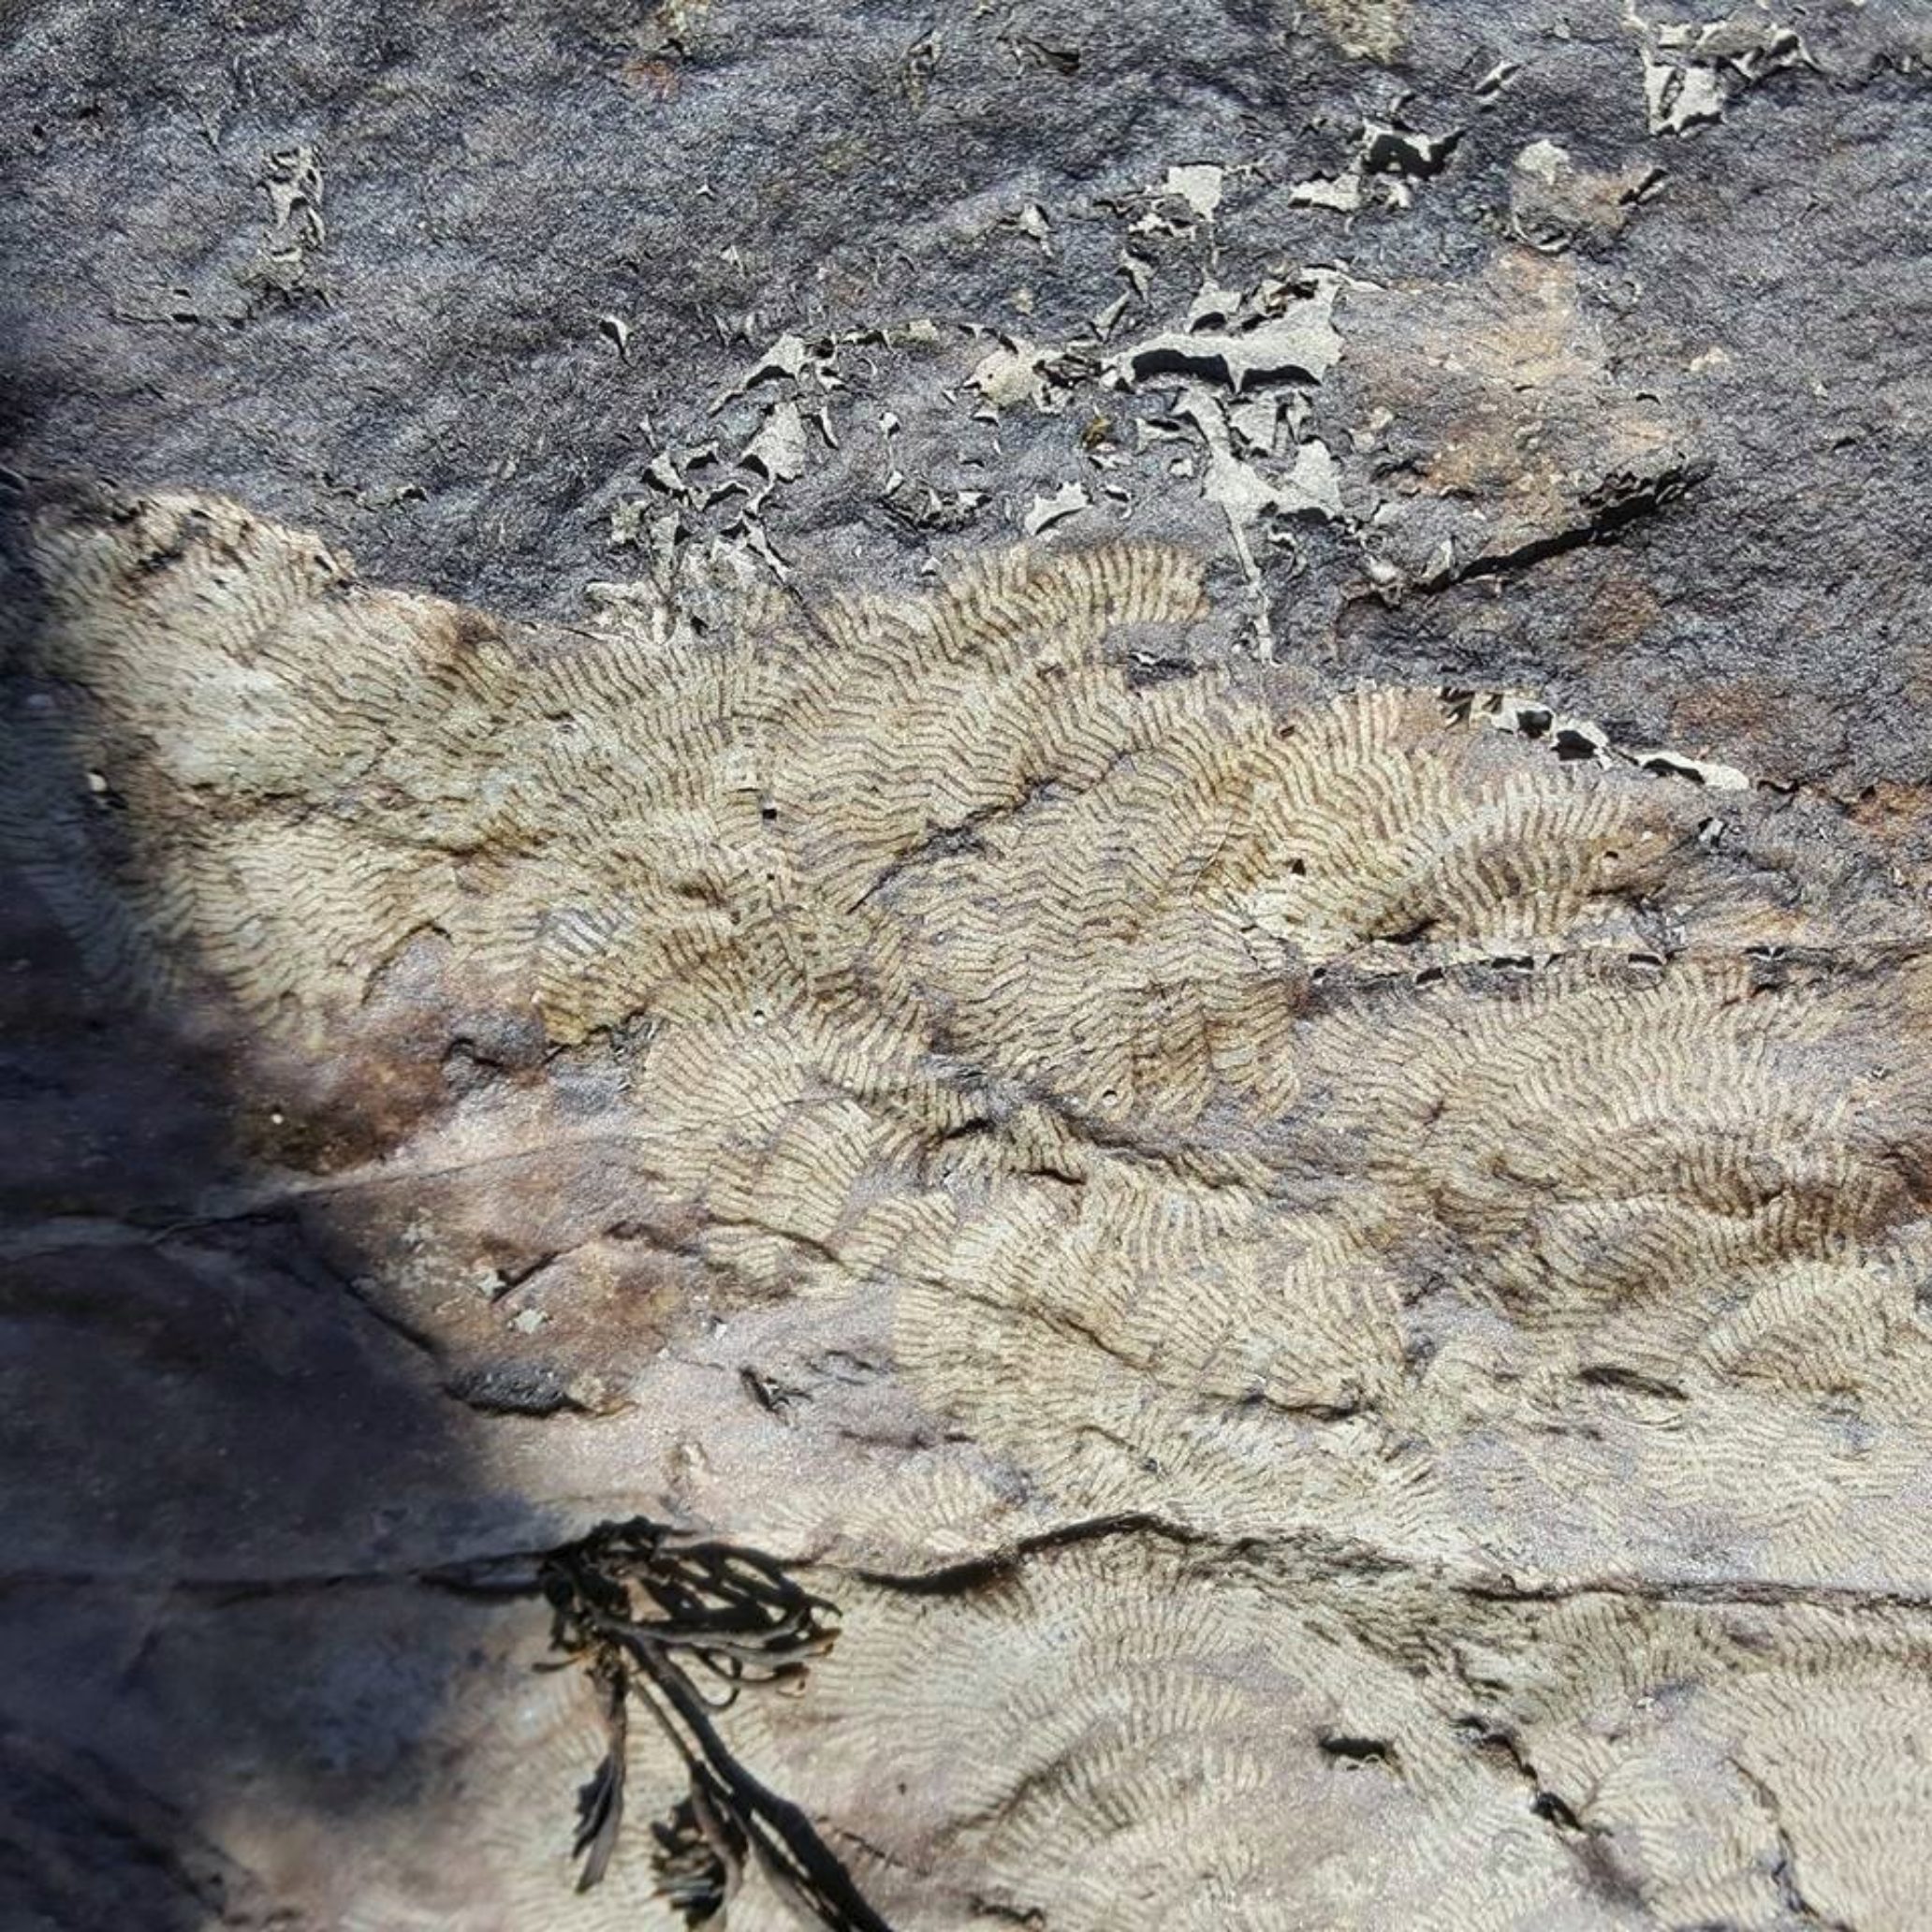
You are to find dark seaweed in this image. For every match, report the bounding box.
[540,1518,895,1931]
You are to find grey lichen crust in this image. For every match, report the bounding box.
[5,3,1932,1930]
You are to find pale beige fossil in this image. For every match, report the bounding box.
[7,489,1932,1928]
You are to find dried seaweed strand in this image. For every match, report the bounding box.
[540,1517,896,1932]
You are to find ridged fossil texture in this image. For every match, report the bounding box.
[7,489,1932,1928]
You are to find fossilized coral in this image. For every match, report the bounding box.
[10,490,1681,1061]
[8,489,1932,1928]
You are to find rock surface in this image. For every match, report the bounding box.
[5,4,1932,1929]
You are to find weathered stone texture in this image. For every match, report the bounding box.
[5,4,1932,1928]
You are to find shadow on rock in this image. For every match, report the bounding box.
[0,486,549,1929]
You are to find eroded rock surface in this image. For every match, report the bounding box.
[5,3,1932,1929]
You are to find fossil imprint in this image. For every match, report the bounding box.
[8,489,1932,1929]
